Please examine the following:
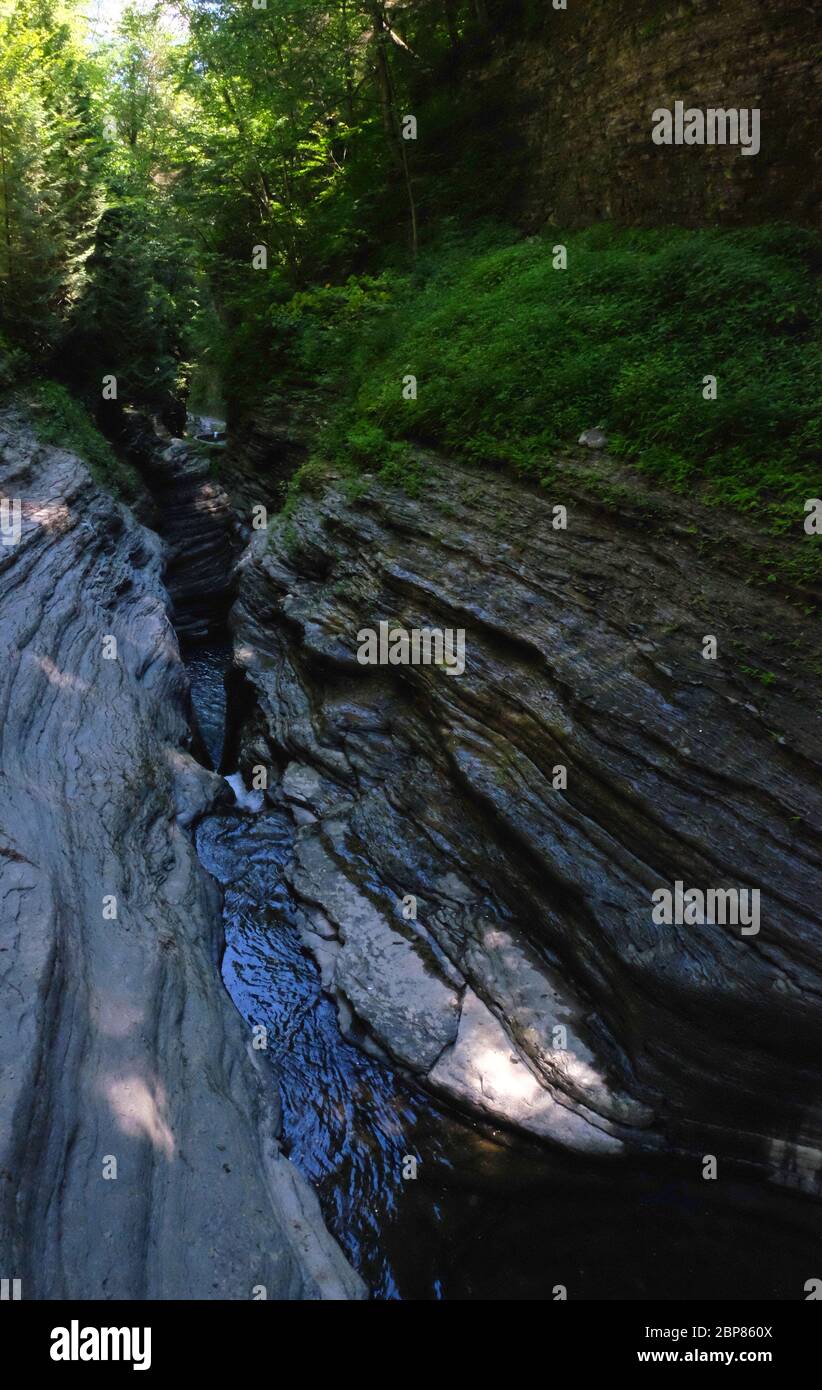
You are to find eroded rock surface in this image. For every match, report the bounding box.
[230,452,822,1185]
[138,434,239,642]
[0,411,365,1300]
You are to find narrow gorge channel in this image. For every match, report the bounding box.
[182,636,820,1302]
[4,0,820,1334]
[2,397,820,1306]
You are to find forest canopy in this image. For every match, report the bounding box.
[0,0,485,414]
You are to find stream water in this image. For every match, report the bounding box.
[185,641,822,1302]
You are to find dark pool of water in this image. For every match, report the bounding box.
[186,645,822,1301]
[185,641,230,769]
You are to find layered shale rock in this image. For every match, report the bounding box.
[0,411,365,1300]
[225,403,312,526]
[138,432,240,642]
[231,452,822,1185]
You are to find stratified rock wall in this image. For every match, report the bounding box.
[231,453,822,1187]
[0,411,365,1300]
[466,0,820,228]
[139,435,239,642]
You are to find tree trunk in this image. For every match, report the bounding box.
[366,0,418,258]
[0,109,13,288]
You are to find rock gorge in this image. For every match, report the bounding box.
[227,442,822,1186]
[2,402,821,1300]
[2,0,820,1315]
[0,412,364,1300]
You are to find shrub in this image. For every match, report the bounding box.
[275,224,821,552]
[27,381,140,502]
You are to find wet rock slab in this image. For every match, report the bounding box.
[231,450,822,1186]
[0,412,364,1300]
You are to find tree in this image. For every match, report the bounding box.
[0,0,104,359]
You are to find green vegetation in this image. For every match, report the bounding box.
[0,2,818,583]
[24,380,140,501]
[271,224,821,543]
[0,329,28,388]
[0,0,198,428]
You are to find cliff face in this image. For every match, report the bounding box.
[132,429,240,643]
[0,412,364,1300]
[230,450,822,1188]
[471,0,819,228]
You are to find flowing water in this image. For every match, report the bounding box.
[185,642,822,1301]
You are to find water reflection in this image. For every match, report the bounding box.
[184,641,229,768]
